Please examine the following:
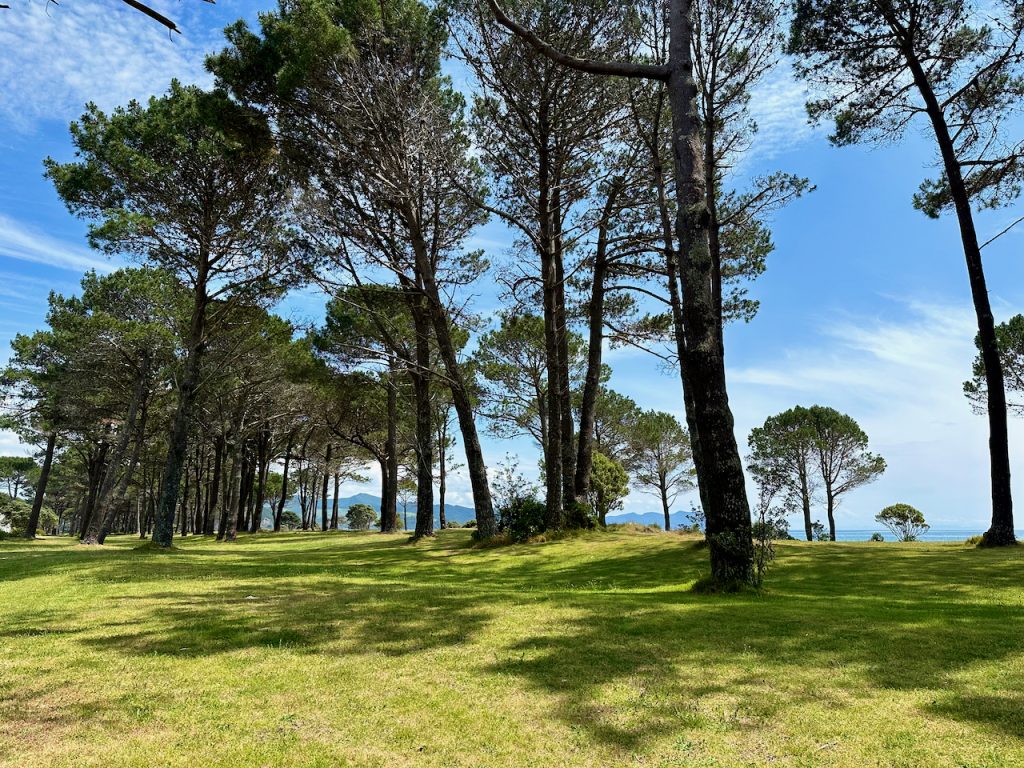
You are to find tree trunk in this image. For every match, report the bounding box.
[331,472,340,530]
[99,398,151,545]
[207,434,224,535]
[78,442,110,540]
[412,298,435,538]
[574,183,620,501]
[800,472,813,541]
[381,366,400,533]
[408,228,498,538]
[667,0,753,584]
[437,419,447,529]
[251,428,270,533]
[661,479,672,532]
[554,222,577,514]
[23,431,57,539]
[152,279,209,548]
[275,434,293,532]
[321,443,332,533]
[826,493,837,542]
[903,48,1015,546]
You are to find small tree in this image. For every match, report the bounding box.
[748,407,820,541]
[589,452,628,527]
[397,477,417,531]
[628,410,694,532]
[345,503,379,531]
[807,406,886,541]
[0,457,38,500]
[876,503,929,542]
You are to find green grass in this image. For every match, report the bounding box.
[1,529,1022,767]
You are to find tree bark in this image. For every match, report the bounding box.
[321,443,332,532]
[152,276,209,548]
[574,183,620,501]
[800,472,813,541]
[660,479,672,532]
[275,434,293,532]
[667,0,753,584]
[381,365,400,533]
[903,46,1015,546]
[412,297,435,538]
[331,472,340,530]
[23,431,56,539]
[408,226,497,538]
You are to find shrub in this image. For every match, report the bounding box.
[875,503,928,542]
[811,521,829,541]
[497,496,546,542]
[462,519,477,528]
[752,518,794,541]
[564,500,597,530]
[870,532,884,542]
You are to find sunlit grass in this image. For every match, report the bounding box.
[1,529,1022,767]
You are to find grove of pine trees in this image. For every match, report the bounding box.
[2,0,1021,591]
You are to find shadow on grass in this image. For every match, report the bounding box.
[2,531,1023,754]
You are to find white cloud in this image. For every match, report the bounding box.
[746,62,822,164]
[0,214,116,273]
[727,299,1024,530]
[0,0,214,130]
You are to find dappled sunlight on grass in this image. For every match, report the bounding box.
[1,529,1022,767]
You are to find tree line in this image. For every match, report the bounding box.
[2,0,1022,588]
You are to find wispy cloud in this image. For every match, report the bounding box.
[727,299,1024,528]
[0,214,117,273]
[746,62,822,164]
[0,0,214,131]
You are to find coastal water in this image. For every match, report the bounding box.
[789,529,986,542]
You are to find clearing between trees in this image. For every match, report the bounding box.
[0,529,1021,767]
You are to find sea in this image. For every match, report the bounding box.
[790,529,989,542]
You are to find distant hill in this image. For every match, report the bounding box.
[262,493,478,529]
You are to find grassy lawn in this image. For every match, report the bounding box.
[1,529,1022,767]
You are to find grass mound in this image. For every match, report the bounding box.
[1,529,1022,767]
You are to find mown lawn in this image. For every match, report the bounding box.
[0,529,1022,767]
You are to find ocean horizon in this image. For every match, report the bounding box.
[789,528,989,542]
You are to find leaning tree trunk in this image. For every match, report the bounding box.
[574,183,620,501]
[23,431,57,539]
[98,398,151,545]
[331,473,340,530]
[408,226,498,538]
[152,281,209,548]
[667,0,753,584]
[84,366,149,548]
[275,434,293,532]
[904,51,1015,546]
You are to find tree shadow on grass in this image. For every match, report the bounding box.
[3,531,1023,758]
[484,541,1024,754]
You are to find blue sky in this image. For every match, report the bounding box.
[1,0,1023,532]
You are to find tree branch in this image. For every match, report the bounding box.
[486,0,670,81]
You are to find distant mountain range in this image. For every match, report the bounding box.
[265,492,689,530]
[263,492,479,529]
